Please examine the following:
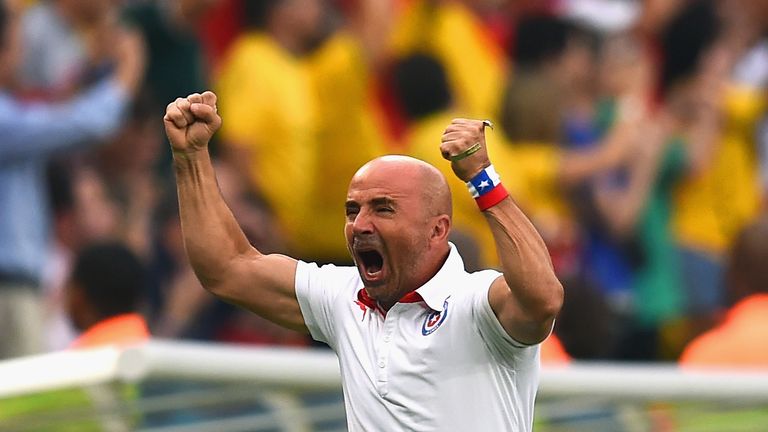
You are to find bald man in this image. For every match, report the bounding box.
[166,92,563,431]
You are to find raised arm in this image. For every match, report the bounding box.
[440,119,563,345]
[0,27,144,161]
[165,91,307,332]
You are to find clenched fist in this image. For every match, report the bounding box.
[440,118,493,181]
[164,91,222,156]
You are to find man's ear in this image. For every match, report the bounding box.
[431,215,451,243]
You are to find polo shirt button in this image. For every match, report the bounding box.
[383,335,391,342]
[378,360,385,368]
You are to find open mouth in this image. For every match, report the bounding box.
[355,248,386,284]
[359,250,383,274]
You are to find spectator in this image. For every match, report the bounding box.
[42,163,121,351]
[214,0,323,258]
[302,0,389,263]
[216,0,388,263]
[0,0,144,359]
[670,0,765,343]
[680,217,768,366]
[122,0,220,189]
[0,242,149,431]
[122,0,216,117]
[389,0,506,118]
[67,242,150,349]
[591,69,686,361]
[18,0,124,98]
[95,94,164,260]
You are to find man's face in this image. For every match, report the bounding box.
[282,0,323,47]
[62,0,114,25]
[344,162,433,305]
[179,0,221,23]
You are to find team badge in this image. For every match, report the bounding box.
[422,298,449,335]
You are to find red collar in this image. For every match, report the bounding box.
[356,288,423,316]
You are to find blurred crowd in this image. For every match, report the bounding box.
[1,0,768,366]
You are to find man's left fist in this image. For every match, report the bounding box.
[440,118,493,181]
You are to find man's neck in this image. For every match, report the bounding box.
[380,245,451,311]
[268,23,303,56]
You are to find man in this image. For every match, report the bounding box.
[165,91,563,430]
[19,0,123,97]
[66,241,150,349]
[0,0,144,359]
[216,0,386,263]
[0,242,148,431]
[679,217,768,366]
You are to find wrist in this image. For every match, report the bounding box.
[172,147,209,167]
[466,164,509,211]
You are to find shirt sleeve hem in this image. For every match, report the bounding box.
[479,274,535,350]
[294,260,328,344]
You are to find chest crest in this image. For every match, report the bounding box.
[421,297,450,335]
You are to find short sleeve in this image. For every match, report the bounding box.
[469,270,540,368]
[295,261,355,347]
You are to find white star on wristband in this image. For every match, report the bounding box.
[466,165,502,198]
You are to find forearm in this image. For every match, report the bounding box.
[173,149,257,290]
[560,120,634,184]
[0,80,127,160]
[483,198,562,319]
[441,118,562,343]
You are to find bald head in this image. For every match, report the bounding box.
[353,156,452,219]
[346,155,452,306]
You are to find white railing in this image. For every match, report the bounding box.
[2,340,768,401]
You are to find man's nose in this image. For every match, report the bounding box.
[352,209,374,235]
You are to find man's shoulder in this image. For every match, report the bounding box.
[459,268,502,291]
[298,260,361,288]
[432,268,501,308]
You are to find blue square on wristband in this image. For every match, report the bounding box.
[468,167,500,197]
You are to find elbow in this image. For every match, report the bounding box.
[190,266,227,298]
[538,277,564,322]
[195,248,262,300]
[527,278,563,344]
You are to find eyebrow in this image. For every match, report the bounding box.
[370,197,396,207]
[344,197,397,209]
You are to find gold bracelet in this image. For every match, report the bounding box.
[450,142,482,162]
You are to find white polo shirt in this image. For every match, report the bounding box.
[295,244,540,431]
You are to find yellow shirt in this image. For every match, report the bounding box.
[390,0,506,118]
[302,34,387,261]
[672,83,764,253]
[216,33,316,249]
[494,142,569,244]
[404,114,566,266]
[405,113,496,265]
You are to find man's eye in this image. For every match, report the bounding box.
[377,207,394,213]
[346,209,359,217]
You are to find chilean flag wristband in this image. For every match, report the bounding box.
[466,165,509,211]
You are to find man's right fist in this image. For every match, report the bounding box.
[164,91,222,156]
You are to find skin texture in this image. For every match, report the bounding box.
[166,94,563,344]
[441,118,564,344]
[345,156,451,309]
